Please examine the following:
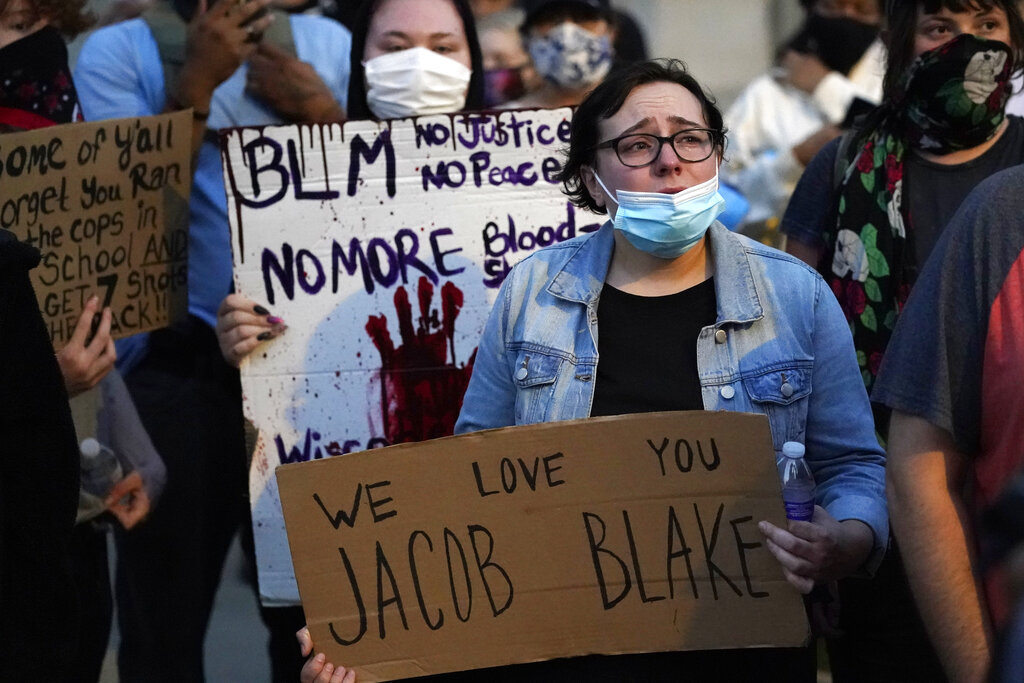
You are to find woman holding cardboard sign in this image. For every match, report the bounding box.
[215,0,485,365]
[299,59,886,681]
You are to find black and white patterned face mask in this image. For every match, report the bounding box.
[0,25,81,131]
[897,33,1013,154]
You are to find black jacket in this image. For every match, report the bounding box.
[0,228,80,677]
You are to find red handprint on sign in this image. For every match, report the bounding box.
[365,277,476,445]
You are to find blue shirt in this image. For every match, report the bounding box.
[73,15,351,370]
[456,221,888,572]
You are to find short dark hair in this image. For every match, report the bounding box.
[522,0,612,32]
[883,0,1024,100]
[346,0,485,120]
[558,59,726,215]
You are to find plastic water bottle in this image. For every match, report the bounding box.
[778,441,815,522]
[80,437,124,498]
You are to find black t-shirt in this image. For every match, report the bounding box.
[905,115,1024,266]
[781,115,1024,269]
[405,281,816,681]
[591,279,716,417]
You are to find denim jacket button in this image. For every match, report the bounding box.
[515,367,529,380]
[781,382,794,398]
[720,385,735,400]
[714,329,727,344]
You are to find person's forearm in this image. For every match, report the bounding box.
[888,414,992,682]
[891,486,990,681]
[170,65,216,160]
[299,94,345,124]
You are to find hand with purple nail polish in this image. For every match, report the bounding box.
[215,293,287,367]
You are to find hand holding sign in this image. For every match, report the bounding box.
[57,295,116,398]
[216,293,287,367]
[298,628,356,683]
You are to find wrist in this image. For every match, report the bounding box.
[303,93,345,124]
[173,67,216,114]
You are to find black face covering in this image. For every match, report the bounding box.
[0,26,80,130]
[788,13,879,75]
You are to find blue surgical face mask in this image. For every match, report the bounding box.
[594,170,726,259]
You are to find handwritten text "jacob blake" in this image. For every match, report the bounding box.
[302,437,767,646]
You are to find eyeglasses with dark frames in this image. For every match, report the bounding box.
[593,128,722,168]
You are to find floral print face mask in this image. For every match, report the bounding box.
[899,33,1013,154]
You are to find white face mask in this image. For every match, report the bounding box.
[527,21,613,90]
[363,46,472,119]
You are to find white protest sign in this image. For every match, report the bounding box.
[221,110,602,602]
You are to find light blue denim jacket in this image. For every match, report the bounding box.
[455,221,887,572]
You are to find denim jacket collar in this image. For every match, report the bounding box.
[547,221,614,306]
[707,221,764,325]
[547,220,764,325]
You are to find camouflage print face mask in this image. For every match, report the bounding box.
[527,21,613,90]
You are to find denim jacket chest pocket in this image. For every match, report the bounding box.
[510,347,564,425]
[742,365,813,449]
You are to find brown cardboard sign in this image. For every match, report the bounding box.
[0,111,191,349]
[277,410,809,681]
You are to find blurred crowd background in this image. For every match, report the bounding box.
[66,0,809,108]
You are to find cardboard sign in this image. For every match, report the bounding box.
[277,410,809,681]
[220,110,604,602]
[0,111,191,349]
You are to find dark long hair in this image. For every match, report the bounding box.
[558,58,725,215]
[883,0,1024,99]
[346,0,485,120]
[0,0,92,35]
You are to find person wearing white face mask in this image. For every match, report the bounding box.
[346,0,484,120]
[362,45,473,118]
[215,0,485,366]
[504,0,616,109]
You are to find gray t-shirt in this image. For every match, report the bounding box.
[873,165,1024,624]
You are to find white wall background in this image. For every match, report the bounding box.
[613,0,805,108]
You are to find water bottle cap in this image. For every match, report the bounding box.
[782,441,805,458]
[80,437,101,459]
